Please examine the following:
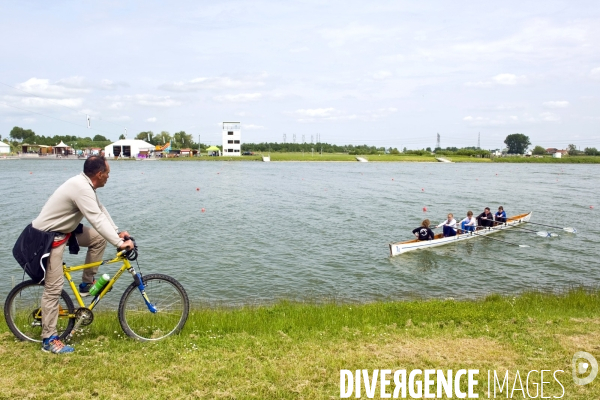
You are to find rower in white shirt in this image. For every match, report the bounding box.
[436,213,457,237]
[459,211,477,233]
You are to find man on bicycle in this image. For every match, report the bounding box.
[15,155,133,354]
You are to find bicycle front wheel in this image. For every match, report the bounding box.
[4,280,75,343]
[118,273,189,341]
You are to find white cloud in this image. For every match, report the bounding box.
[99,79,129,90]
[466,74,527,88]
[159,75,266,92]
[463,115,519,126]
[3,95,83,108]
[214,93,262,102]
[295,108,336,118]
[289,46,309,53]
[543,101,569,108]
[539,112,560,121]
[372,71,392,80]
[147,117,157,122]
[132,94,181,107]
[590,67,600,80]
[492,73,523,85]
[109,102,124,109]
[14,77,89,98]
[293,106,397,122]
[320,24,391,47]
[243,124,264,130]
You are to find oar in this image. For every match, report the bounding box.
[506,218,577,233]
[470,230,530,248]
[506,225,559,237]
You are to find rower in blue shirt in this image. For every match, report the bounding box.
[495,206,507,224]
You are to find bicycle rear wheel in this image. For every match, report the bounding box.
[118,274,189,341]
[4,280,75,343]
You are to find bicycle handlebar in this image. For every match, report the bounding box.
[122,236,138,261]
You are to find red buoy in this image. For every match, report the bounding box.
[201,208,206,213]
[591,206,594,209]
[196,187,200,191]
[423,207,427,212]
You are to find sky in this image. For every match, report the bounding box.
[0,0,599,150]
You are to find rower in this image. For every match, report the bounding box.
[436,213,457,237]
[459,211,476,233]
[413,219,435,241]
[477,207,494,228]
[495,206,507,224]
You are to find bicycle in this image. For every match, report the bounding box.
[4,238,189,343]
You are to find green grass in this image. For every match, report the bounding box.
[1,289,599,398]
[158,153,600,163]
[160,153,441,162]
[492,156,600,163]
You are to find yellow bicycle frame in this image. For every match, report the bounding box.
[63,250,132,311]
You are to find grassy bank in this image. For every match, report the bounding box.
[155,153,600,163]
[159,153,493,162]
[492,156,600,164]
[1,289,599,398]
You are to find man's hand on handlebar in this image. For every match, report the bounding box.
[118,231,130,239]
[118,239,135,251]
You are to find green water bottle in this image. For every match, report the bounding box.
[89,274,110,296]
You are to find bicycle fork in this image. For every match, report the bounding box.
[129,268,157,313]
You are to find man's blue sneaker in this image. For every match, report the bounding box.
[42,336,74,354]
[79,282,94,297]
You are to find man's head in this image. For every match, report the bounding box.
[84,155,110,188]
[484,207,491,214]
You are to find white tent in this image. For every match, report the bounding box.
[104,139,155,158]
[0,141,10,154]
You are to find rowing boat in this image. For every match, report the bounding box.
[389,212,532,256]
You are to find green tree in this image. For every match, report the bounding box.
[504,133,531,154]
[93,134,108,141]
[532,145,546,155]
[136,131,154,142]
[567,144,580,156]
[9,126,36,142]
[173,131,194,149]
[119,134,125,140]
[154,131,172,145]
[584,147,599,156]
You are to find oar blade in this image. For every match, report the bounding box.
[536,231,558,238]
[563,227,577,234]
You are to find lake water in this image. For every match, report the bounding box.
[0,159,598,306]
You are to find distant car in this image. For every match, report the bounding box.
[242,151,254,155]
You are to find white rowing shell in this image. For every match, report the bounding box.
[389,212,532,256]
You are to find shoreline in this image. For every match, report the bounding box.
[6,154,600,163]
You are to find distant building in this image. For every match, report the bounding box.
[546,148,568,156]
[222,122,241,156]
[104,139,155,158]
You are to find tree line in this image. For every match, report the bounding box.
[505,133,598,156]
[4,127,597,156]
